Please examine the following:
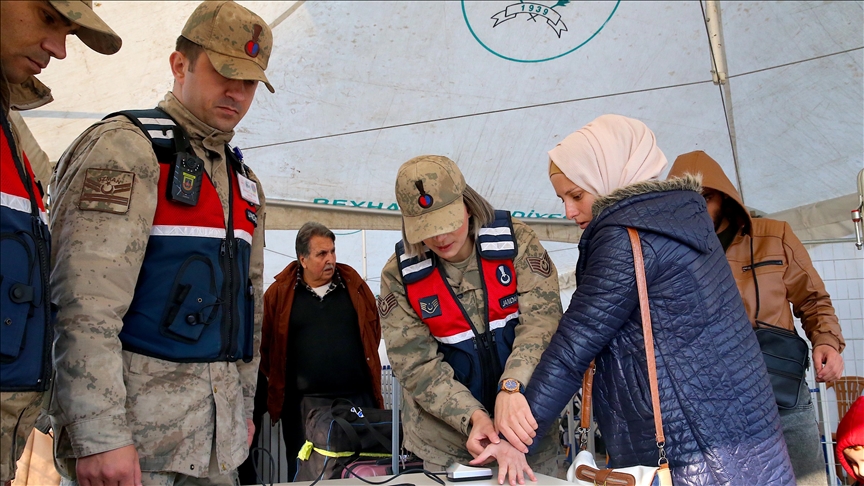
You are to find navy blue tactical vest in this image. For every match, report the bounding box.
[112,110,257,362]
[0,109,52,391]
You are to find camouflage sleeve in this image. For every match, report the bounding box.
[49,120,160,457]
[240,168,266,420]
[503,219,562,385]
[379,255,485,436]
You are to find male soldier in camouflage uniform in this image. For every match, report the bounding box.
[0,2,120,483]
[48,2,272,485]
[378,155,562,484]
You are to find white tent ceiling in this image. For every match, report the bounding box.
[20,0,864,245]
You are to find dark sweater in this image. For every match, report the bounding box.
[286,283,370,397]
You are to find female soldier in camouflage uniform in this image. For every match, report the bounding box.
[378,155,562,484]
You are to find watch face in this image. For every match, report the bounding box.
[504,379,519,392]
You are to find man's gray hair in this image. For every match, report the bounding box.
[296,222,335,258]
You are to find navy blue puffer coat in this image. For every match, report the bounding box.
[526,177,794,485]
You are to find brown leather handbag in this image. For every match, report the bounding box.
[567,228,674,486]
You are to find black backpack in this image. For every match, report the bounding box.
[294,398,401,482]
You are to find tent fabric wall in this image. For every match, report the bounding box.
[265,194,853,244]
[266,198,584,242]
[766,193,859,243]
[17,1,863,243]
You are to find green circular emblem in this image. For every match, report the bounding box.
[462,0,620,63]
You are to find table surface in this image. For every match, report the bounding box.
[286,471,572,485]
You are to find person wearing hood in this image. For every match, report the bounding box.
[668,151,845,485]
[259,221,383,482]
[0,2,120,483]
[476,115,794,485]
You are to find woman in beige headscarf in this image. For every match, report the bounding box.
[474,115,794,486]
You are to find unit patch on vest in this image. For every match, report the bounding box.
[418,295,442,319]
[526,252,552,278]
[499,293,518,309]
[377,293,397,318]
[496,264,513,286]
[79,169,135,214]
[246,209,258,227]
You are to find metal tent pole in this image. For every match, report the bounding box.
[392,375,401,475]
[819,381,838,486]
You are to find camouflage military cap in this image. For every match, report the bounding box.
[48,1,122,55]
[395,155,467,244]
[181,1,275,93]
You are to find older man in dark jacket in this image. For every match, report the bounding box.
[259,222,383,482]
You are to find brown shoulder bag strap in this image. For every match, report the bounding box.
[577,228,669,465]
[626,227,666,448]
[578,360,595,450]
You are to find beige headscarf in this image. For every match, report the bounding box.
[548,114,668,197]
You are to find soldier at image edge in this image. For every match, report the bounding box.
[0,1,121,484]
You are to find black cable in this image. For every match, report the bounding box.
[304,456,446,486]
[342,463,446,486]
[252,446,277,486]
[306,454,333,486]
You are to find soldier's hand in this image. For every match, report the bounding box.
[76,444,142,486]
[247,418,255,447]
[494,392,536,453]
[466,409,498,460]
[470,441,536,486]
[813,345,844,383]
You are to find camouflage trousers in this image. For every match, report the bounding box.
[0,391,43,482]
[60,441,240,486]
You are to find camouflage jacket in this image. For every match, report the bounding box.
[378,218,562,466]
[48,93,265,478]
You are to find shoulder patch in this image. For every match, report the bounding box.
[78,168,135,214]
[377,293,398,318]
[526,252,553,278]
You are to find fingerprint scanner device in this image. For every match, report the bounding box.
[446,463,493,482]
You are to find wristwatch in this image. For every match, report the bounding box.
[498,378,525,394]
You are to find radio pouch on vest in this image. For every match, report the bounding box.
[167,127,204,206]
[754,320,810,409]
[104,108,203,205]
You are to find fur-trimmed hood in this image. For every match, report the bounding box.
[592,174,702,217]
[583,173,715,255]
